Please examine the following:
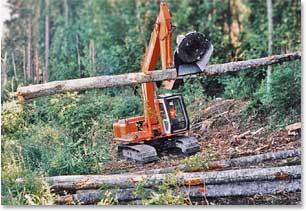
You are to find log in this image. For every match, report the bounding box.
[55,179,301,204]
[285,122,301,136]
[135,148,301,175]
[17,51,301,100]
[47,165,301,192]
[184,179,301,198]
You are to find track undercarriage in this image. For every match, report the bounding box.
[117,136,200,164]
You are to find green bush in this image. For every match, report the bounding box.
[1,91,144,178]
[1,101,28,138]
[244,61,301,129]
[268,62,300,114]
[1,170,56,205]
[47,137,112,175]
[161,78,206,106]
[224,68,265,100]
[111,95,143,119]
[1,138,55,205]
[134,173,188,205]
[46,91,142,142]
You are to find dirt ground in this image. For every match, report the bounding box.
[103,98,301,205]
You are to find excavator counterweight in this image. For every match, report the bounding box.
[113,2,213,164]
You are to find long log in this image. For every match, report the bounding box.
[55,179,301,204]
[135,148,301,175]
[16,149,300,187]
[47,165,301,192]
[17,51,301,100]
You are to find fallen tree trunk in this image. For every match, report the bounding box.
[55,179,301,205]
[16,149,300,188]
[17,51,301,101]
[135,148,301,175]
[185,179,301,198]
[48,165,301,192]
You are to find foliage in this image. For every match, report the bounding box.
[223,0,300,99]
[181,151,216,172]
[97,190,118,205]
[133,179,151,202]
[1,90,144,176]
[177,78,206,105]
[1,101,27,137]
[181,153,207,171]
[257,62,301,114]
[223,68,265,100]
[134,173,188,205]
[243,61,301,130]
[144,174,188,205]
[22,180,55,205]
[1,154,55,205]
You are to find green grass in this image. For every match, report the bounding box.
[1,90,143,205]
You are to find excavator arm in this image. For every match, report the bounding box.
[141,2,173,137]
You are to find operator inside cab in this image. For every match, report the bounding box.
[169,102,177,119]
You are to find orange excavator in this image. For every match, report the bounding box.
[113,2,213,164]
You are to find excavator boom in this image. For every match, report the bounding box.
[141,2,173,137]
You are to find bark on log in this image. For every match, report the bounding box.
[55,179,301,204]
[184,179,301,198]
[47,165,301,192]
[135,148,301,175]
[17,51,301,100]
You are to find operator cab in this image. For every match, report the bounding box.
[157,94,190,134]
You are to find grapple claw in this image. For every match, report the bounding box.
[174,32,213,76]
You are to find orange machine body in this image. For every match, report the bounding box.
[113,3,187,143]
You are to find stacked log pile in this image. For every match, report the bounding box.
[41,148,301,205]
